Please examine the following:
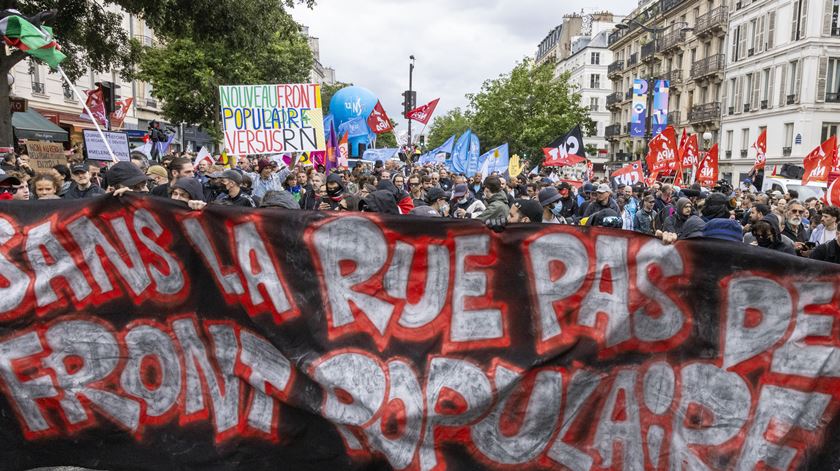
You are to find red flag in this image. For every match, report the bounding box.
[110,97,133,130]
[802,136,837,185]
[542,147,586,166]
[80,87,108,127]
[645,171,660,187]
[366,100,393,135]
[826,176,840,206]
[696,144,719,187]
[645,126,679,173]
[752,129,767,172]
[585,159,594,180]
[405,98,440,124]
[610,161,644,186]
[338,131,349,167]
[681,134,700,169]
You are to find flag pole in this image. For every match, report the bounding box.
[56,66,119,163]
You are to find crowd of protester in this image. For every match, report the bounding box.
[0,150,838,265]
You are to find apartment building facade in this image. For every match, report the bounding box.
[719,0,840,183]
[606,0,729,168]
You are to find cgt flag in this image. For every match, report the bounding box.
[646,125,678,173]
[802,136,837,185]
[696,144,720,187]
[752,128,767,172]
[80,87,108,127]
[543,125,586,167]
[405,98,440,124]
[611,161,645,187]
[366,100,393,134]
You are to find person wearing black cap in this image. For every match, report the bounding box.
[0,174,22,200]
[171,177,207,210]
[556,182,579,220]
[509,199,543,223]
[108,161,150,195]
[64,163,105,199]
[213,169,256,207]
[538,187,566,224]
[425,187,450,217]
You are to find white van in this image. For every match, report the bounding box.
[761,176,826,201]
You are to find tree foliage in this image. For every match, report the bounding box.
[319,81,352,116]
[426,107,471,149]
[467,58,594,166]
[139,29,313,139]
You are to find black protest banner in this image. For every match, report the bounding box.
[1,196,840,470]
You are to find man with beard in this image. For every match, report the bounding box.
[781,200,810,254]
[450,183,486,219]
[438,169,453,191]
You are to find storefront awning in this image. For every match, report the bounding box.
[12,109,69,142]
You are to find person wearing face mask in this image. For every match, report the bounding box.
[319,173,345,210]
[210,170,256,207]
[750,214,795,254]
[425,187,450,217]
[556,182,579,220]
[661,197,707,239]
[538,187,567,224]
[450,183,486,219]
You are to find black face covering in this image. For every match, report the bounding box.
[326,185,343,198]
[756,234,773,247]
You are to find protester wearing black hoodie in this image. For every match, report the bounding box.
[751,213,796,254]
[359,190,400,214]
[320,173,345,210]
[662,198,706,238]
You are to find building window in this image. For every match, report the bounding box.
[827,58,840,101]
[784,123,795,147]
[792,0,806,41]
[762,68,771,102]
[741,128,750,152]
[590,74,600,88]
[590,97,599,111]
[821,123,840,142]
[789,61,798,96]
[833,0,840,36]
[726,130,734,152]
[591,52,600,65]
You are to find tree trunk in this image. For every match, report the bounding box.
[0,49,28,149]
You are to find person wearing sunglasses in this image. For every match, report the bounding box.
[782,200,811,255]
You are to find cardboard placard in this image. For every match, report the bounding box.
[25,140,66,172]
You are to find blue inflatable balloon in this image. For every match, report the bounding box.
[329,86,378,157]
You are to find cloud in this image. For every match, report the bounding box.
[290,0,636,134]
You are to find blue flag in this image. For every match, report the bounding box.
[478,143,510,176]
[419,134,456,164]
[464,132,482,177]
[338,117,368,138]
[449,131,472,173]
[323,114,335,138]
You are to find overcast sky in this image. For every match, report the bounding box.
[290,0,637,135]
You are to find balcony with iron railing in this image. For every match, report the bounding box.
[668,110,681,125]
[608,60,625,77]
[606,92,623,108]
[658,30,686,54]
[142,97,158,108]
[641,42,658,62]
[605,124,622,140]
[31,81,45,95]
[826,92,840,103]
[695,6,728,36]
[688,102,721,124]
[627,53,639,68]
[691,54,725,80]
[664,69,683,86]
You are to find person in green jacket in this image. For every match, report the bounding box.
[477,175,510,222]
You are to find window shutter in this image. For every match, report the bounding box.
[795,59,803,103]
[817,56,829,102]
[738,24,748,59]
[779,65,787,105]
[752,75,761,109]
[757,16,765,53]
[768,67,775,108]
[721,83,728,116]
[768,12,776,49]
[731,27,740,60]
[791,0,800,41]
[801,0,809,39]
[824,0,834,36]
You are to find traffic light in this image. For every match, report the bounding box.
[402,90,416,116]
[97,81,119,116]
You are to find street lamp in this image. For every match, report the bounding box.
[703,131,713,150]
[408,55,415,157]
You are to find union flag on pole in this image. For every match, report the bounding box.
[680,133,700,169]
[366,100,393,134]
[802,136,837,185]
[645,125,678,173]
[610,161,644,186]
[110,97,133,130]
[405,98,440,124]
[751,128,767,172]
[696,144,719,187]
[80,87,108,127]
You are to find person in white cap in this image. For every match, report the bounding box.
[582,183,620,218]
